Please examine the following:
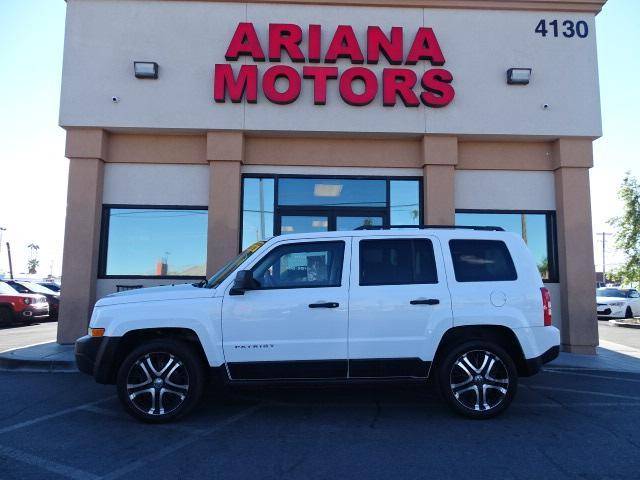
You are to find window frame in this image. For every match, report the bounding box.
[240,174,424,251]
[249,240,346,291]
[98,204,208,280]
[455,209,559,283]
[358,238,439,286]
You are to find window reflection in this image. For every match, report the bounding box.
[104,208,207,277]
[455,211,555,281]
[278,178,386,207]
[242,178,274,249]
[390,180,420,225]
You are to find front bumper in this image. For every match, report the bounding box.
[597,305,625,318]
[20,305,49,321]
[75,335,121,384]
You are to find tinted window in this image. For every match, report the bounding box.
[252,241,344,289]
[360,239,438,286]
[103,207,207,277]
[630,291,640,298]
[449,240,517,282]
[390,180,420,225]
[278,178,386,207]
[241,178,274,250]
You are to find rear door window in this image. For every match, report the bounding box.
[359,239,438,286]
[449,239,517,282]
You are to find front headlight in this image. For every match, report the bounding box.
[23,297,32,305]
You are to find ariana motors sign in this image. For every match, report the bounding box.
[213,23,455,108]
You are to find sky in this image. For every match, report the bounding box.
[0,0,638,278]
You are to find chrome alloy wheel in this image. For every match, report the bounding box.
[449,350,509,412]
[126,352,189,416]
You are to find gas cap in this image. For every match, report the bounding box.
[490,290,507,307]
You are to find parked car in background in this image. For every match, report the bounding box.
[4,280,60,320]
[596,288,640,319]
[0,281,49,325]
[76,226,559,422]
[38,282,60,293]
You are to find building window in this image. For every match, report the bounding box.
[100,205,208,278]
[241,175,422,249]
[242,178,275,250]
[455,210,558,282]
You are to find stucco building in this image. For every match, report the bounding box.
[57,0,606,353]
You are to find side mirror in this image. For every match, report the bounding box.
[229,270,258,296]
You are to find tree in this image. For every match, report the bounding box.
[27,243,40,275]
[608,172,640,288]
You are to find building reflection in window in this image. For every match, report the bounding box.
[242,178,275,249]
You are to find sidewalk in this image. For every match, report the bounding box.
[2,339,640,374]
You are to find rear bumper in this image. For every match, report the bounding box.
[75,335,121,384]
[522,346,560,376]
[513,326,560,377]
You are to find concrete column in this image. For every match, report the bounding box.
[57,129,108,344]
[206,132,244,275]
[553,138,598,354]
[422,136,457,225]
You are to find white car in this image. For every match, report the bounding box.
[596,288,640,319]
[75,226,560,422]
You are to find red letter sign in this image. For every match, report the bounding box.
[262,65,302,105]
[325,25,364,64]
[367,26,403,65]
[339,67,378,106]
[420,68,455,108]
[303,66,339,105]
[406,27,445,66]
[382,68,419,107]
[269,24,305,62]
[225,22,265,61]
[213,64,258,103]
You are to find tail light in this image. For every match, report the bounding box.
[541,287,552,326]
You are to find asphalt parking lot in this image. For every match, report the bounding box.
[1,366,640,480]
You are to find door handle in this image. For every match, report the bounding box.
[309,302,339,309]
[410,299,440,305]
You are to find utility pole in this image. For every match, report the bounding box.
[6,242,14,279]
[0,227,5,259]
[596,232,612,285]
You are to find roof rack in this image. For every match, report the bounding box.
[354,224,505,231]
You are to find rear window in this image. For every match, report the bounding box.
[359,239,438,286]
[449,239,517,283]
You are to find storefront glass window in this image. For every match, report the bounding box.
[278,178,386,207]
[455,211,557,282]
[242,178,275,249]
[390,180,420,225]
[102,207,207,277]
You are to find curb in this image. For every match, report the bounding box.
[0,356,78,373]
[608,320,640,329]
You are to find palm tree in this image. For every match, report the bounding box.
[27,243,40,274]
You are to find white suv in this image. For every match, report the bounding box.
[76,226,559,422]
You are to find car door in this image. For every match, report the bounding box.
[348,235,452,378]
[222,238,351,380]
[630,290,640,315]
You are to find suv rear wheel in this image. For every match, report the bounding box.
[116,339,205,423]
[438,341,517,419]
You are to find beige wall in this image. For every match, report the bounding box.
[58,129,598,354]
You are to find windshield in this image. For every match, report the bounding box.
[0,282,19,295]
[19,282,57,295]
[597,288,627,298]
[40,283,60,292]
[6,281,30,293]
[206,241,265,289]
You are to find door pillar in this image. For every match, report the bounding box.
[57,129,108,344]
[422,136,457,225]
[553,138,597,354]
[206,132,244,276]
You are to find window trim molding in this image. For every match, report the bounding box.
[241,174,424,252]
[98,203,208,280]
[455,209,559,283]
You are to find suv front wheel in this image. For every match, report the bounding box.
[438,341,517,419]
[116,339,205,423]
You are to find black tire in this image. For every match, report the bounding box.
[437,340,518,419]
[0,307,14,326]
[116,339,205,423]
[625,306,633,319]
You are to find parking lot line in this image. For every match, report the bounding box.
[543,369,640,383]
[527,385,640,401]
[0,396,117,435]
[101,403,264,480]
[0,444,100,480]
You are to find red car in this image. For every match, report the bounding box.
[0,281,49,325]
